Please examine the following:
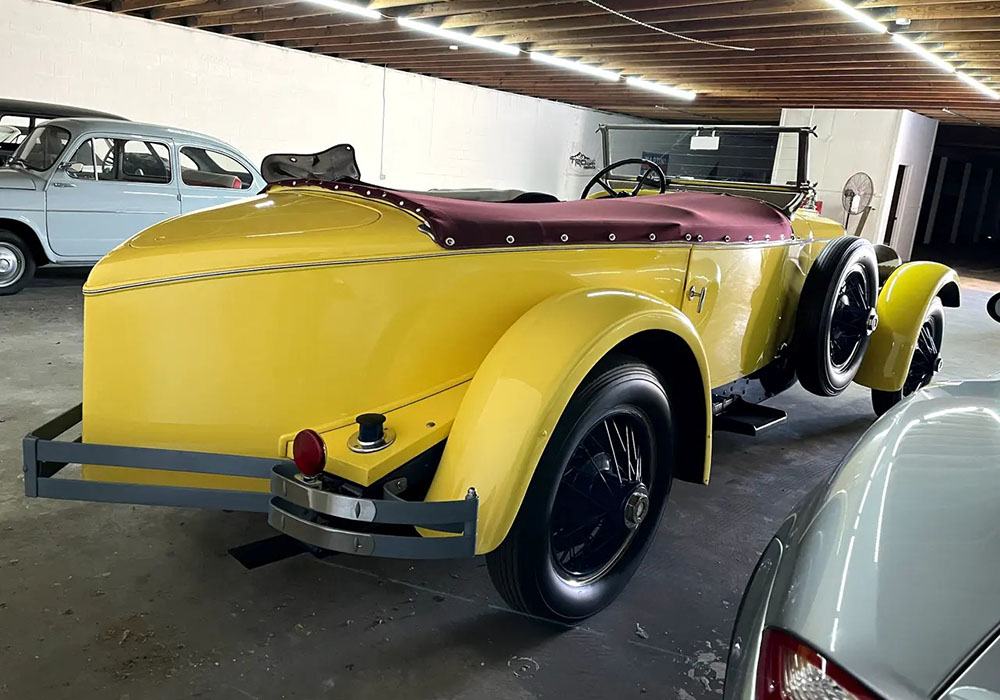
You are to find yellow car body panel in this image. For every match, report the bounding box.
[421,287,712,553]
[854,261,962,392]
[76,184,918,555]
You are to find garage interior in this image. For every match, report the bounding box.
[2,0,1000,698]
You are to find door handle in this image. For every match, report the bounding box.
[52,182,76,188]
[688,284,708,313]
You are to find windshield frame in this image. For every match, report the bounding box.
[8,124,72,172]
[597,123,816,194]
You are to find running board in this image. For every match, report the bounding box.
[714,400,787,436]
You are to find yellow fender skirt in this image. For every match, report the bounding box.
[855,261,961,392]
[422,287,712,554]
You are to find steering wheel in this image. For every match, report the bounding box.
[581,158,668,199]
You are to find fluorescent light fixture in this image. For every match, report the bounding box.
[309,0,381,20]
[626,76,696,101]
[957,71,1000,99]
[820,0,888,33]
[891,34,955,73]
[397,17,520,55]
[530,52,621,81]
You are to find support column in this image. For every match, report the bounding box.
[949,161,972,245]
[922,156,948,245]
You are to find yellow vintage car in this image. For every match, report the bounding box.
[24,125,959,622]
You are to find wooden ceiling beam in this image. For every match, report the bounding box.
[150,0,301,21]
[471,1,1000,37]
[118,0,199,12]
[488,16,1000,44]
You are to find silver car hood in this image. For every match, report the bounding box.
[0,167,41,190]
[768,379,1000,697]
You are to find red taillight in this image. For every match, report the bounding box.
[292,429,326,477]
[231,176,242,189]
[757,629,878,700]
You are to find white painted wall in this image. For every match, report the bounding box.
[884,110,939,259]
[775,108,937,259]
[2,0,645,200]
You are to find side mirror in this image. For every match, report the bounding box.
[988,292,1000,324]
[58,161,84,174]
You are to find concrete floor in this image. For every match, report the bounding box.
[2,268,998,700]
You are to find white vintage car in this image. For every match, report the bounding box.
[0,117,263,295]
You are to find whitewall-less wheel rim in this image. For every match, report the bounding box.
[0,243,25,288]
[549,410,653,586]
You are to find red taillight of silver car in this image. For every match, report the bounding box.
[757,628,878,700]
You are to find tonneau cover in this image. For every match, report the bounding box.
[272,181,794,249]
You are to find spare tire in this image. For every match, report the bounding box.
[794,236,878,397]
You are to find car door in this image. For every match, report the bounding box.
[680,243,798,386]
[45,134,181,258]
[177,144,258,214]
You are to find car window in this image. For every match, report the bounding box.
[8,125,71,171]
[94,138,116,180]
[180,146,253,189]
[121,140,171,183]
[0,115,31,131]
[65,138,117,180]
[0,125,21,144]
[65,140,96,180]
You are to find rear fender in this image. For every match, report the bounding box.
[854,261,960,392]
[424,287,712,554]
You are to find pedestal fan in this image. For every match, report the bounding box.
[842,172,874,235]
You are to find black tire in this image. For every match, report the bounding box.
[988,292,1000,324]
[794,236,878,397]
[0,230,35,296]
[872,298,944,417]
[486,355,675,623]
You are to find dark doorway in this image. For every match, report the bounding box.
[883,164,907,246]
[913,125,1000,276]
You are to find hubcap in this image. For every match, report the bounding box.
[623,485,650,530]
[866,309,879,334]
[0,243,25,287]
[549,412,653,585]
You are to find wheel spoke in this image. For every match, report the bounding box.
[550,411,654,583]
[604,420,624,484]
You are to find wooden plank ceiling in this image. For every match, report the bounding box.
[64,0,1000,125]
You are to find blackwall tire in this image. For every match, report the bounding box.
[871,298,945,417]
[0,230,34,296]
[794,236,878,397]
[486,354,675,623]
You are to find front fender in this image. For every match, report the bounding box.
[854,261,960,392]
[424,287,712,554]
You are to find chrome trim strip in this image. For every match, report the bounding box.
[84,238,818,296]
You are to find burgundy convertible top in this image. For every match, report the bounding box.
[272,180,794,249]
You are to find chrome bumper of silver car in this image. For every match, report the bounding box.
[268,463,478,560]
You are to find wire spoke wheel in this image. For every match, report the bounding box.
[486,356,674,622]
[828,268,870,370]
[549,411,653,585]
[871,298,945,417]
[794,236,878,398]
[902,317,941,396]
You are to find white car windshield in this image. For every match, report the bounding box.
[8,125,71,171]
[0,125,21,144]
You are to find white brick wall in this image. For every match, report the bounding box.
[4,0,645,199]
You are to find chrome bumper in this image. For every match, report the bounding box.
[268,463,478,559]
[23,404,477,560]
[23,403,275,512]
